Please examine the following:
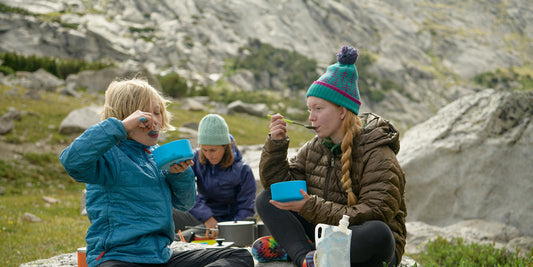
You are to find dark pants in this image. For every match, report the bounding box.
[256,189,398,267]
[172,209,203,232]
[97,248,254,267]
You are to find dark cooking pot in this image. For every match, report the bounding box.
[217,220,256,247]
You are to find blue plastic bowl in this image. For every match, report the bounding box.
[152,139,194,170]
[271,180,307,202]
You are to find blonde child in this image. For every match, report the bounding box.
[60,78,253,267]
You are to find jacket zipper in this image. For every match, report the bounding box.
[323,155,335,201]
[146,147,171,261]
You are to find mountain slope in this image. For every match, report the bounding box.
[0,0,531,129]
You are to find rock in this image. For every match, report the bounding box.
[58,106,102,134]
[22,212,42,223]
[398,89,533,236]
[58,82,82,98]
[2,107,22,121]
[181,98,205,112]
[227,70,256,92]
[27,69,65,92]
[64,66,161,94]
[0,107,21,135]
[42,196,60,204]
[1,0,532,133]
[20,253,77,267]
[227,100,270,117]
[64,68,128,94]
[0,115,15,134]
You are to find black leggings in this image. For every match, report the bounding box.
[97,248,254,267]
[256,189,398,267]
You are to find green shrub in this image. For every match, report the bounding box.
[0,52,112,79]
[0,3,33,15]
[158,72,189,98]
[231,38,318,91]
[412,236,533,267]
[474,66,533,91]
[0,64,14,75]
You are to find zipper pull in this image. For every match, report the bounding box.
[96,250,105,261]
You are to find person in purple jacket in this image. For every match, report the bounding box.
[173,114,256,238]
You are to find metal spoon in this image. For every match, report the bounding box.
[267,114,316,129]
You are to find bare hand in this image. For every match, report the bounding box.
[269,189,310,212]
[122,110,157,132]
[204,217,219,238]
[168,160,194,174]
[269,113,288,140]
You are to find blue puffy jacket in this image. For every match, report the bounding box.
[189,137,256,222]
[59,118,196,267]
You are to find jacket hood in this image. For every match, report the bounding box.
[358,112,401,155]
[230,134,243,162]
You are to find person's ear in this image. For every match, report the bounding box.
[340,107,348,120]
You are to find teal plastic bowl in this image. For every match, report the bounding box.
[271,180,307,202]
[152,139,194,170]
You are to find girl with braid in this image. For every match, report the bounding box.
[252,46,407,267]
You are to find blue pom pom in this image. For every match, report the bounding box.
[336,46,358,65]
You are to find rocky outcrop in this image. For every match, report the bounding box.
[397,89,533,236]
[1,0,531,130]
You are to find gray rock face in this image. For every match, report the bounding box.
[398,89,533,236]
[1,0,531,130]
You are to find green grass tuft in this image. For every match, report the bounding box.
[410,236,533,267]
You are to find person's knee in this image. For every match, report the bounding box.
[353,220,394,248]
[230,248,254,266]
[369,220,394,245]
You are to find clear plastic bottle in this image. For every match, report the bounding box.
[314,215,352,267]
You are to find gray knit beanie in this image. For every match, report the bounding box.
[198,114,231,145]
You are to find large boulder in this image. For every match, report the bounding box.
[397,89,533,236]
[227,100,270,117]
[58,106,102,134]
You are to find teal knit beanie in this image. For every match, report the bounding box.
[198,114,231,145]
[306,46,361,115]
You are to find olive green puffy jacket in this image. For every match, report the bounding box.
[259,112,407,262]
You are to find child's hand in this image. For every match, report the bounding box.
[122,110,156,132]
[168,159,194,174]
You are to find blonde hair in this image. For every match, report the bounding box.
[102,78,175,132]
[340,110,363,206]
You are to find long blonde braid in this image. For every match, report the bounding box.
[340,111,362,206]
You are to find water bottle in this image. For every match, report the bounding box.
[314,215,352,267]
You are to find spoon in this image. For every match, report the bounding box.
[267,114,316,129]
